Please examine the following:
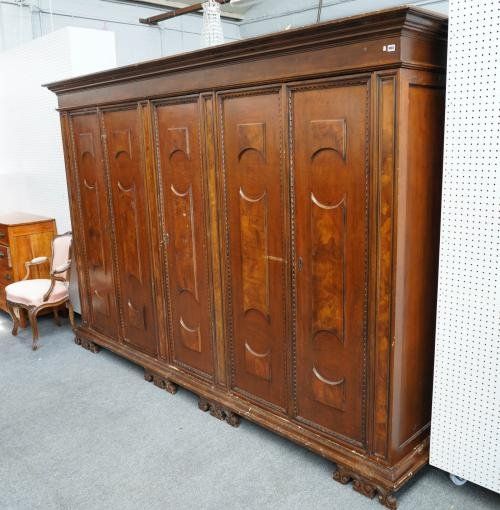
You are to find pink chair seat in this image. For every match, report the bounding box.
[6,279,68,307]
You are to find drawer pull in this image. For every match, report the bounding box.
[0,232,5,238]
[4,274,12,281]
[0,252,4,258]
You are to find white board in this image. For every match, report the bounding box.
[430,0,500,494]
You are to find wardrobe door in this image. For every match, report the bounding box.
[70,112,119,339]
[290,79,370,445]
[219,88,288,410]
[102,106,158,357]
[153,98,214,377]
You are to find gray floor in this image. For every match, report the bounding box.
[0,312,498,510]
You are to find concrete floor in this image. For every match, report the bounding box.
[0,311,499,510]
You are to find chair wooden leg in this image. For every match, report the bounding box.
[28,309,40,350]
[68,302,75,329]
[18,309,28,329]
[53,307,61,327]
[7,302,20,336]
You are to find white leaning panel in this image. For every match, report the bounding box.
[430,0,500,494]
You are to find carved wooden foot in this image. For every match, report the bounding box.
[333,465,397,510]
[144,371,178,394]
[210,403,226,421]
[225,410,241,427]
[377,491,398,510]
[198,397,241,427]
[198,397,211,412]
[74,336,101,353]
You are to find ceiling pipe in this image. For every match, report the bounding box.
[139,0,231,25]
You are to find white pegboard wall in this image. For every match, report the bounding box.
[430,0,500,493]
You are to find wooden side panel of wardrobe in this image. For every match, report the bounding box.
[391,70,445,460]
[153,98,214,378]
[219,89,287,410]
[102,107,158,356]
[291,79,370,444]
[69,112,119,339]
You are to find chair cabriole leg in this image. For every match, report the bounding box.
[53,307,61,326]
[7,302,20,336]
[28,308,40,350]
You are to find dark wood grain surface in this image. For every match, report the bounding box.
[49,7,447,508]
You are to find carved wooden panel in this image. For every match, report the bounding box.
[167,127,190,159]
[111,129,132,159]
[219,89,287,409]
[153,98,214,377]
[291,80,369,444]
[70,112,118,338]
[310,194,346,342]
[239,188,269,317]
[102,107,158,356]
[237,123,266,160]
[170,185,198,300]
[310,119,346,160]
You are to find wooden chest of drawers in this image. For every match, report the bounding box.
[0,213,56,313]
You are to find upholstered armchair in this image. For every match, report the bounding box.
[6,232,75,350]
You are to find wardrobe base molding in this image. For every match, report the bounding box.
[74,325,430,500]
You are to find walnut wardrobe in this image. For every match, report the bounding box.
[46,7,447,508]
